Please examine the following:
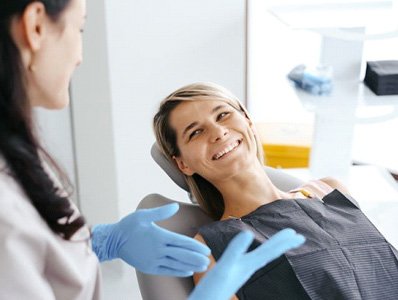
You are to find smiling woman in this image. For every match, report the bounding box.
[153,82,264,220]
[170,101,255,178]
[1,2,306,299]
[153,82,398,300]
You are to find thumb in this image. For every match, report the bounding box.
[137,203,179,223]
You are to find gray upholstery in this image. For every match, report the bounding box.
[136,194,212,300]
[136,143,304,300]
[150,143,189,192]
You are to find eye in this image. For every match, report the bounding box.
[80,29,84,33]
[217,111,230,121]
[189,129,202,140]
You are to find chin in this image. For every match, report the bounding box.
[43,93,70,110]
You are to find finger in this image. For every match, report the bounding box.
[219,231,254,262]
[137,203,179,223]
[158,256,208,274]
[160,228,211,255]
[247,228,305,266]
[156,266,194,277]
[162,246,210,268]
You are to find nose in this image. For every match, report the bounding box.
[210,123,229,143]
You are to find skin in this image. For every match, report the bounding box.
[170,100,295,219]
[10,0,87,109]
[169,99,350,299]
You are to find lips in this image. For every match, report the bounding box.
[212,139,242,160]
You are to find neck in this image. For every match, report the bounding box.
[214,163,292,220]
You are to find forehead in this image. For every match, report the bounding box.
[169,100,230,132]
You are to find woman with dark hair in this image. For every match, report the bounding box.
[0,1,304,299]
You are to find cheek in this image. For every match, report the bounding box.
[57,25,82,66]
[37,51,72,107]
[55,31,82,85]
[180,143,206,168]
[46,32,78,78]
[72,33,83,65]
[66,30,82,66]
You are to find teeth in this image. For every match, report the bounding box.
[213,141,240,160]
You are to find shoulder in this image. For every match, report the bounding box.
[194,233,207,244]
[318,177,350,195]
[0,170,49,243]
[0,170,33,212]
[0,172,61,298]
[0,172,49,275]
[0,164,99,297]
[291,177,350,199]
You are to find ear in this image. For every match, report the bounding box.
[21,2,48,52]
[173,156,194,176]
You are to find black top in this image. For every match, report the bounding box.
[199,190,398,300]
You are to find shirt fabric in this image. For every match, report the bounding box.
[199,190,398,300]
[0,158,102,299]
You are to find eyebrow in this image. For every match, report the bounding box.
[182,122,198,138]
[181,104,227,138]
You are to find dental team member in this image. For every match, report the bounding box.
[0,0,304,299]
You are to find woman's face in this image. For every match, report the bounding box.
[170,100,258,182]
[26,0,86,109]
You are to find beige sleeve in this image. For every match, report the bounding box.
[0,180,56,299]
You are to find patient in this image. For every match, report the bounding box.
[153,82,398,299]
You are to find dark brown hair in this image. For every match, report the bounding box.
[0,0,85,240]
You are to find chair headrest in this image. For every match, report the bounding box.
[151,143,189,192]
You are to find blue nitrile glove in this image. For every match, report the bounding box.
[188,228,305,300]
[91,203,210,277]
[288,64,333,95]
[302,72,332,95]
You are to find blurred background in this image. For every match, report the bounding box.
[34,0,398,298]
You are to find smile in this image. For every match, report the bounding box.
[212,139,242,160]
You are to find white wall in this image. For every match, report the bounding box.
[105,0,246,217]
[71,0,247,225]
[69,1,246,297]
[34,106,78,203]
[247,0,320,123]
[71,0,119,224]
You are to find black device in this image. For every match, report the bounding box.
[364,60,398,96]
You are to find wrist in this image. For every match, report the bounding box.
[91,223,118,262]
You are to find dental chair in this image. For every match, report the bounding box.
[135,143,304,300]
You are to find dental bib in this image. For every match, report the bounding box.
[199,190,398,300]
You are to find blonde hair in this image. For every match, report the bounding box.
[153,82,264,219]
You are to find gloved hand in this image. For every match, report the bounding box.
[91,203,210,277]
[188,228,305,300]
